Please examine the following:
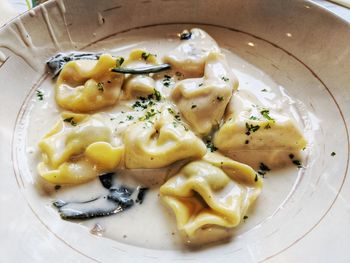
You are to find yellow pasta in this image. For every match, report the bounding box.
[160,152,263,237]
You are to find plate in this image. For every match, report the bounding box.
[0,0,350,262]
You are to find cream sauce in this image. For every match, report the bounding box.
[24,29,316,250]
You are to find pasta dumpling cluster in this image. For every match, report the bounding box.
[37,28,307,243]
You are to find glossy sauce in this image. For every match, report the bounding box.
[24,32,316,250]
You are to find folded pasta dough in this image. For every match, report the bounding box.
[172,52,237,135]
[56,54,124,112]
[214,90,307,151]
[123,107,207,169]
[163,28,221,77]
[160,152,263,237]
[37,113,123,184]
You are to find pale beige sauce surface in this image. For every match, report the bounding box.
[25,30,315,250]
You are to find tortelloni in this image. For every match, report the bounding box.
[160,152,263,238]
[172,52,238,135]
[56,54,124,112]
[37,113,123,184]
[122,50,159,99]
[214,90,307,152]
[163,28,221,77]
[123,107,207,169]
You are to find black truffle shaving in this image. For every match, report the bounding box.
[99,173,114,189]
[46,52,101,78]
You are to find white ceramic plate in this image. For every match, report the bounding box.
[1,0,350,262]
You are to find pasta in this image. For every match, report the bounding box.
[123,106,207,169]
[214,90,307,151]
[37,112,123,184]
[160,152,263,237]
[163,28,221,77]
[172,52,238,135]
[56,54,124,112]
[37,28,308,245]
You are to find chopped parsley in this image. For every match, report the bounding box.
[292,160,302,168]
[260,109,274,122]
[54,185,61,190]
[167,108,175,114]
[153,88,162,101]
[243,215,249,221]
[116,56,124,67]
[97,82,104,92]
[139,109,157,121]
[221,76,229,82]
[163,75,172,87]
[331,152,336,157]
[174,114,181,121]
[127,115,134,120]
[132,89,161,110]
[245,122,260,135]
[261,88,267,92]
[264,123,271,129]
[217,96,224,101]
[258,162,270,177]
[36,90,44,100]
[199,83,203,87]
[206,141,218,152]
[141,52,151,61]
[249,116,259,120]
[63,117,77,126]
[191,105,197,109]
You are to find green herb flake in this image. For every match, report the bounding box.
[191,105,197,109]
[116,56,124,67]
[264,123,271,129]
[245,122,260,135]
[249,116,259,120]
[260,109,275,122]
[141,52,151,61]
[163,75,172,87]
[199,83,203,87]
[174,114,181,121]
[206,141,218,152]
[217,96,224,102]
[167,108,175,114]
[292,160,302,168]
[127,115,134,120]
[261,88,267,92]
[221,76,229,82]
[331,152,336,157]
[254,174,258,182]
[258,162,270,177]
[36,90,44,101]
[153,89,162,101]
[63,117,77,126]
[243,215,249,221]
[97,82,104,92]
